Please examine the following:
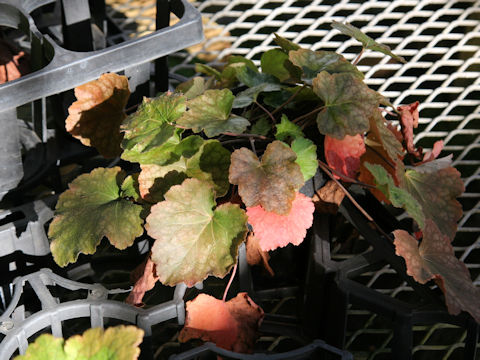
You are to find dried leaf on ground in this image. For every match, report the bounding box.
[66,73,130,158]
[396,159,464,240]
[246,234,274,276]
[49,167,144,267]
[312,71,378,139]
[312,180,345,213]
[324,134,366,180]
[394,220,480,323]
[247,192,314,251]
[126,257,159,306]
[15,325,144,360]
[229,141,304,215]
[179,292,264,353]
[147,179,247,286]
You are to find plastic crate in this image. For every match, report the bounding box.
[0,0,204,200]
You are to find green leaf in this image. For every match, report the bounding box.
[312,71,378,139]
[273,33,301,52]
[233,83,280,109]
[177,89,250,137]
[226,55,257,71]
[139,139,231,201]
[365,163,425,229]
[49,167,144,267]
[121,174,141,202]
[176,76,206,100]
[221,57,258,87]
[261,49,291,82]
[121,93,186,164]
[235,65,281,89]
[15,325,144,360]
[195,63,222,80]
[331,21,407,64]
[275,115,304,141]
[229,141,304,215]
[251,117,271,136]
[185,140,231,196]
[147,178,248,286]
[291,137,318,181]
[289,49,364,82]
[396,160,464,240]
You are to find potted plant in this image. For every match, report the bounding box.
[20,23,477,358]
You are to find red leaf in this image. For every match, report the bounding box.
[126,257,159,306]
[397,101,421,157]
[179,292,264,353]
[393,220,480,323]
[324,134,366,180]
[247,192,314,251]
[0,39,29,84]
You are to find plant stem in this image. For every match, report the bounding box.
[271,84,306,116]
[318,160,377,189]
[222,262,238,302]
[353,47,365,65]
[255,101,276,123]
[292,105,324,124]
[221,132,270,140]
[318,161,392,239]
[365,144,396,170]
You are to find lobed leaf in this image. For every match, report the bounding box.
[393,220,480,323]
[275,115,304,141]
[66,73,130,158]
[121,93,186,164]
[229,141,305,215]
[250,117,271,136]
[49,167,144,267]
[247,192,314,251]
[146,179,247,286]
[396,159,464,240]
[176,76,206,99]
[15,325,144,360]
[273,33,301,52]
[312,71,378,139]
[331,21,406,63]
[289,48,363,82]
[126,257,159,306]
[177,89,250,137]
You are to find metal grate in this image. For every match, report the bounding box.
[107,0,480,358]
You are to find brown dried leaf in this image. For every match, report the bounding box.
[312,180,345,213]
[66,73,130,158]
[394,220,480,323]
[126,257,159,306]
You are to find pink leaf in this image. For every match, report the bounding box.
[324,134,366,180]
[247,192,314,252]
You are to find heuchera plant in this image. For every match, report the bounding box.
[45,23,479,353]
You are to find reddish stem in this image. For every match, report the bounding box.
[222,262,238,302]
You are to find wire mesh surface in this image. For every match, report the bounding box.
[107,0,480,358]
